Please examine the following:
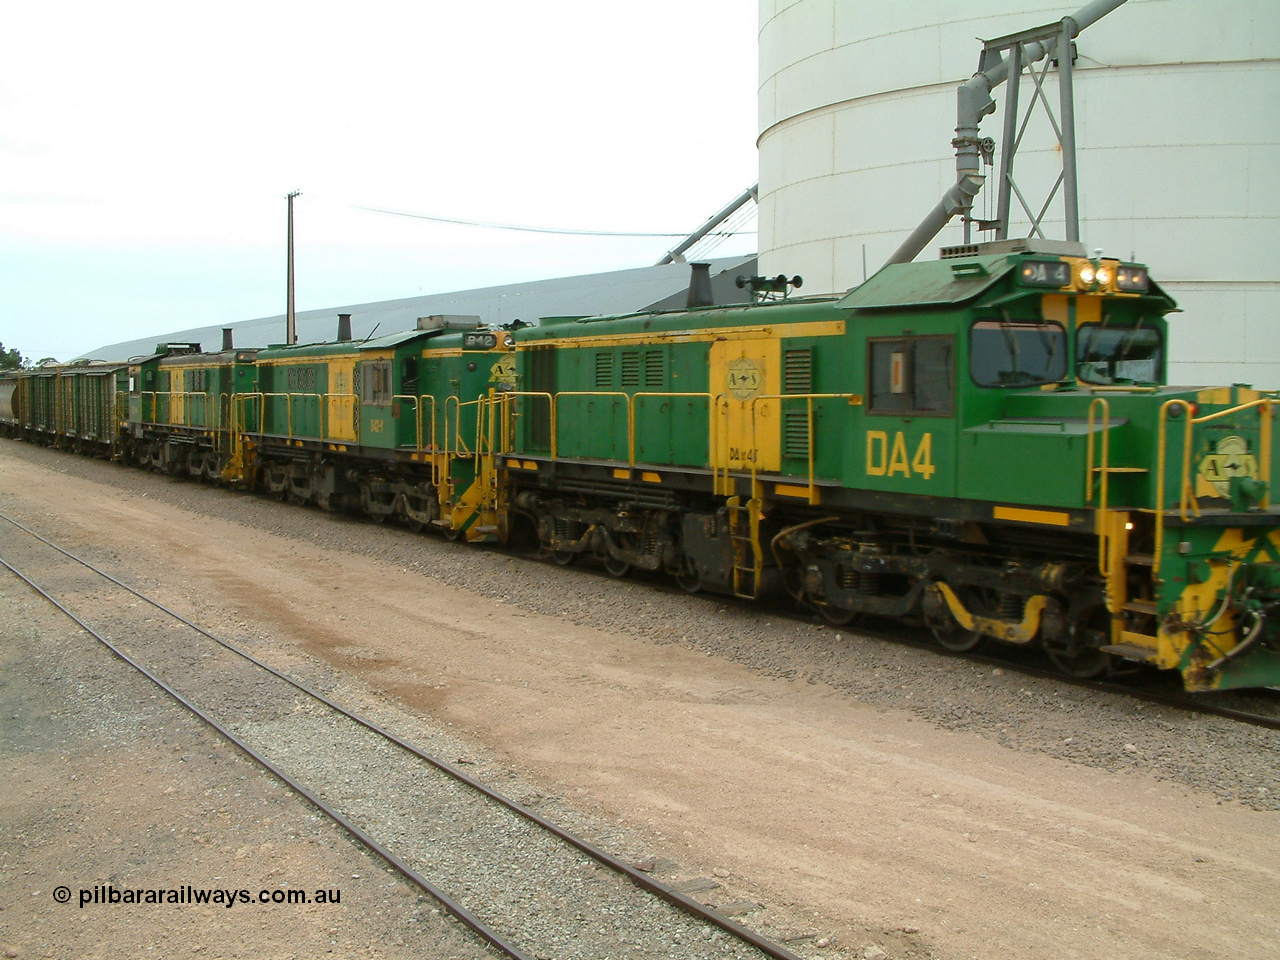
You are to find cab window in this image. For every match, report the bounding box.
[361,360,392,405]
[970,319,1066,387]
[868,336,953,415]
[1076,324,1163,385]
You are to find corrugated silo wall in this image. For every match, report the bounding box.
[758,0,1280,388]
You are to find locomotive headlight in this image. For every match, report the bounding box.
[1115,265,1150,292]
[1078,263,1096,286]
[1095,265,1112,287]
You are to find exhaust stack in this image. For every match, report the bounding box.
[221,328,233,351]
[686,262,714,309]
[337,313,352,342]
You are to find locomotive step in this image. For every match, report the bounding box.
[1101,642,1157,662]
[1122,599,1159,616]
[1125,553,1155,566]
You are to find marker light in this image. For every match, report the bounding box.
[1115,265,1150,292]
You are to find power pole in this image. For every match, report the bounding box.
[286,190,301,345]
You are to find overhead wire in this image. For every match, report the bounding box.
[355,204,752,240]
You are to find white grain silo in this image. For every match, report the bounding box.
[757,0,1280,387]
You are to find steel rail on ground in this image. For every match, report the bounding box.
[0,511,806,960]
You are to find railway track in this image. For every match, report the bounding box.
[0,511,805,960]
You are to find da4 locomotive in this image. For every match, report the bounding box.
[499,240,1278,692]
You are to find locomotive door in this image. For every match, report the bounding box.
[709,337,781,473]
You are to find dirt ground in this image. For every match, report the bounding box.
[2,446,1278,960]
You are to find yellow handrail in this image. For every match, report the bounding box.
[492,391,556,459]
[628,392,713,470]
[443,396,473,457]
[1155,396,1275,577]
[1087,396,1112,578]
[747,393,862,504]
[322,392,359,443]
[389,394,421,449]
[549,391,629,463]
[138,390,216,428]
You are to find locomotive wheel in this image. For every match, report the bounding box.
[443,524,464,542]
[551,548,577,566]
[931,622,983,652]
[603,556,631,578]
[813,601,859,627]
[1046,645,1109,678]
[407,518,425,533]
[1047,603,1112,679]
[673,561,702,594]
[930,585,988,652]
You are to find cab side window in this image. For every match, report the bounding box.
[868,336,953,415]
[361,361,392,405]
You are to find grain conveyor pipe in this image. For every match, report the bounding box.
[885,0,1128,266]
[656,184,758,266]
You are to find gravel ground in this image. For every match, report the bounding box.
[0,525,786,960]
[3,438,1279,960]
[0,567,500,960]
[10,444,1269,812]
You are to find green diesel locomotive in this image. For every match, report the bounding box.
[502,240,1278,692]
[5,241,1277,692]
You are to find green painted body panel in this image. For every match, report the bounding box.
[850,310,958,499]
[252,332,509,453]
[513,298,848,471]
[838,255,1014,309]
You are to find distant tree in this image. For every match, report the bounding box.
[0,342,27,371]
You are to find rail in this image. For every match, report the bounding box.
[390,393,435,452]
[1,511,808,960]
[629,392,714,471]
[493,391,557,459]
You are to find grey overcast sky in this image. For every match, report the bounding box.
[1,1,758,362]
